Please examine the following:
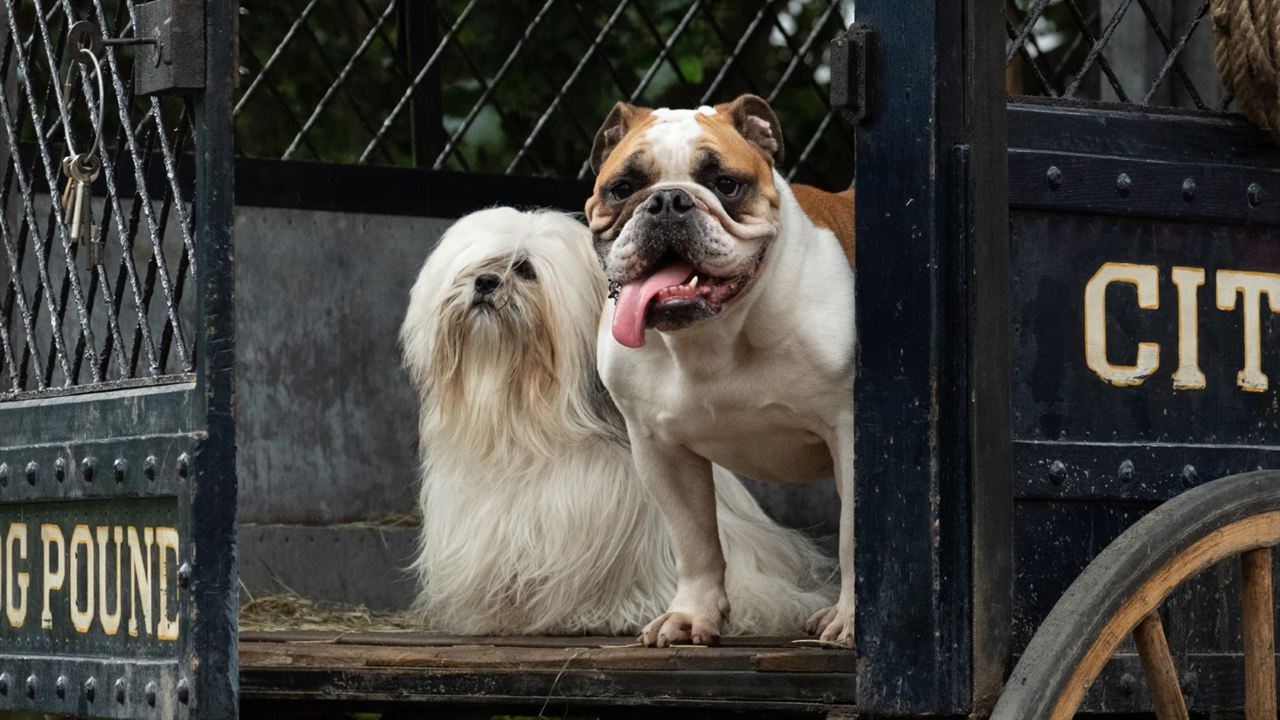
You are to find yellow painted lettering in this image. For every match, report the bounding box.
[1085,262,1161,386]
[5,523,29,628]
[127,527,154,637]
[96,526,123,636]
[155,527,180,641]
[40,524,64,630]
[1171,267,1207,390]
[69,525,94,634]
[1217,270,1280,392]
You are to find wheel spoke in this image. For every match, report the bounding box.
[1134,612,1189,720]
[1241,547,1277,720]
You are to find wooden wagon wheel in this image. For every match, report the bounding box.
[992,470,1280,720]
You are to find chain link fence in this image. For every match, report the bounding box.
[1,0,196,399]
[234,0,857,187]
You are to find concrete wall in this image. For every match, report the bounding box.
[235,206,444,525]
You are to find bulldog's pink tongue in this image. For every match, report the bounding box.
[611,261,695,348]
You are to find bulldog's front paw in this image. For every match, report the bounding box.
[805,602,854,648]
[638,610,723,647]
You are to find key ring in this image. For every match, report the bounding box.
[63,46,104,161]
[62,18,104,160]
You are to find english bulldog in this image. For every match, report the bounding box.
[586,94,857,647]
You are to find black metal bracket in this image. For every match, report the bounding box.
[133,0,206,96]
[830,23,871,125]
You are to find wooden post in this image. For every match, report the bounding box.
[1241,547,1277,720]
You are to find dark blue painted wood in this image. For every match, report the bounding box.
[852,0,1009,714]
[1007,103,1280,713]
[185,2,239,717]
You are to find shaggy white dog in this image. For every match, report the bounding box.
[400,207,834,635]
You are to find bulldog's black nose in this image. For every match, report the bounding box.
[645,188,695,219]
[474,273,501,295]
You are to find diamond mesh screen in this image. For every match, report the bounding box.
[1006,0,1231,111]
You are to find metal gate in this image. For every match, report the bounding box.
[0,1,235,717]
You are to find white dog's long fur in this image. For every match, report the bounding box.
[400,207,834,635]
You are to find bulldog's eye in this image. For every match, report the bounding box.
[714,176,743,197]
[513,258,537,281]
[608,180,634,202]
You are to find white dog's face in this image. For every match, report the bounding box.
[585,95,786,348]
[400,208,612,457]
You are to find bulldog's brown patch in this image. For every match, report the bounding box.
[694,108,780,212]
[791,185,855,270]
[586,106,658,239]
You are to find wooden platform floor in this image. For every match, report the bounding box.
[240,631,857,718]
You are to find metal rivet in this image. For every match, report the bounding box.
[0,462,8,488]
[1181,178,1196,201]
[55,675,66,699]
[144,455,157,480]
[81,456,97,482]
[84,677,96,702]
[177,677,189,704]
[26,674,36,699]
[1048,460,1067,484]
[177,453,190,478]
[1248,182,1263,208]
[145,680,157,707]
[1118,459,1135,482]
[1119,672,1136,696]
[178,562,193,590]
[54,457,66,482]
[114,677,126,704]
[25,461,37,485]
[0,672,10,695]
[1182,464,1199,487]
[1046,166,1063,190]
[113,458,128,483]
[1116,173,1132,197]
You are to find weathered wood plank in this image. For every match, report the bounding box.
[240,630,808,648]
[240,637,854,674]
[240,667,855,707]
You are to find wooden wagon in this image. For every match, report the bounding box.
[0,0,1277,717]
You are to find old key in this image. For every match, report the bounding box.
[62,151,103,267]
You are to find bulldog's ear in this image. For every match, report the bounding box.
[590,102,647,175]
[717,94,784,164]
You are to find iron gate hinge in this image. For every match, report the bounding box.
[829,23,871,125]
[134,0,205,96]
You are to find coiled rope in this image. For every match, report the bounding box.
[1212,0,1280,140]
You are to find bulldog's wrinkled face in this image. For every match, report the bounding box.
[585,94,785,348]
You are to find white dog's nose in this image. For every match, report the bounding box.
[474,273,501,295]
